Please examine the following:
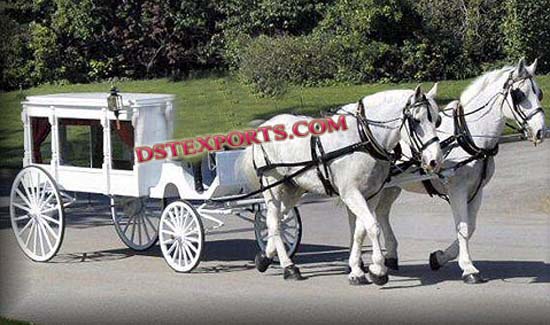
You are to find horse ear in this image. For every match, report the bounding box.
[414,84,423,101]
[427,82,438,99]
[527,58,538,76]
[515,57,528,78]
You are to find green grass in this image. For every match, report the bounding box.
[1,75,549,168]
[0,316,30,325]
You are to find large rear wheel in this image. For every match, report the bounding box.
[10,165,65,262]
[111,197,163,251]
[254,207,302,258]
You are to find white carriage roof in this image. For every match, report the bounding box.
[23,92,175,108]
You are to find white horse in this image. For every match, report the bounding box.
[238,85,442,285]
[348,58,546,284]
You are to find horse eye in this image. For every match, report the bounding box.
[435,117,442,128]
[538,88,544,101]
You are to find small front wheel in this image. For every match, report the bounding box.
[159,200,204,272]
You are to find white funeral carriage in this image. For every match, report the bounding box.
[9,92,302,272]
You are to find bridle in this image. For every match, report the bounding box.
[505,74,545,137]
[399,96,440,162]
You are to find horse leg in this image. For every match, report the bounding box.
[347,213,369,285]
[461,191,485,284]
[376,187,402,270]
[429,191,484,283]
[440,188,482,283]
[342,189,388,286]
[255,184,304,280]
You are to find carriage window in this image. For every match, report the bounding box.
[31,117,52,164]
[58,119,103,168]
[111,121,134,170]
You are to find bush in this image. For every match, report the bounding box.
[503,0,550,73]
[238,34,339,96]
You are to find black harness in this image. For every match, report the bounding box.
[209,96,438,203]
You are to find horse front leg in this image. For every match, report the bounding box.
[430,189,486,284]
[376,187,402,270]
[430,188,484,283]
[342,189,388,286]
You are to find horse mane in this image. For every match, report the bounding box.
[460,66,514,106]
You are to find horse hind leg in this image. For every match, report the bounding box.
[255,184,304,280]
[342,189,389,286]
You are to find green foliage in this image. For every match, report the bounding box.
[1,0,549,92]
[238,34,340,96]
[503,0,550,72]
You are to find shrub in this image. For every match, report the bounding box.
[503,0,550,73]
[238,34,339,96]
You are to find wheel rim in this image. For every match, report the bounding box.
[159,201,204,272]
[111,197,162,251]
[10,167,64,262]
[255,207,301,257]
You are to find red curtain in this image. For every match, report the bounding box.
[112,121,134,148]
[31,118,51,163]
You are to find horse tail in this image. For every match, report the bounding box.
[235,146,261,191]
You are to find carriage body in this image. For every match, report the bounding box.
[22,93,175,197]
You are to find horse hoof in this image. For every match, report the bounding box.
[283,265,305,281]
[384,258,399,271]
[462,273,487,284]
[368,270,389,286]
[349,275,370,286]
[255,253,273,273]
[429,251,443,271]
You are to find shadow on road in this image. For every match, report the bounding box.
[42,237,550,285]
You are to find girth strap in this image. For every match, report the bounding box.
[310,136,338,196]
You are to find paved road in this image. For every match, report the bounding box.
[0,141,549,324]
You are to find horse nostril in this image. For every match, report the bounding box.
[429,160,438,168]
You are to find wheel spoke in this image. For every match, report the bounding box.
[182,243,193,264]
[161,229,177,236]
[32,221,38,253]
[41,206,60,215]
[40,192,55,209]
[137,215,143,245]
[163,218,177,232]
[14,189,33,209]
[177,243,183,266]
[40,213,61,225]
[14,214,30,221]
[24,220,35,247]
[122,213,135,234]
[22,176,36,205]
[167,240,177,255]
[40,217,60,240]
[186,235,200,243]
[38,219,53,251]
[185,241,199,254]
[162,238,175,245]
[37,219,45,256]
[12,202,32,213]
[141,215,151,242]
[144,213,158,233]
[18,218,34,237]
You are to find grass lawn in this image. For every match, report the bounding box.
[1,75,548,169]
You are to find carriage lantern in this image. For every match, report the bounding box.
[107,87,122,129]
